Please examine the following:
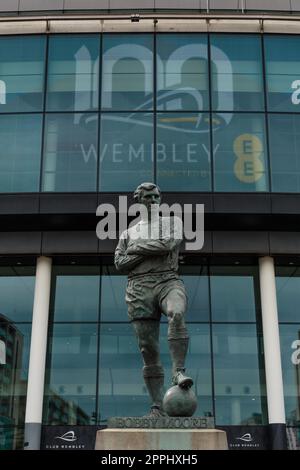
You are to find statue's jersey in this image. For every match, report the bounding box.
[114,216,183,277]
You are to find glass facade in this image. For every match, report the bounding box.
[43,264,267,427]
[0,114,43,193]
[42,113,98,192]
[0,36,46,113]
[1,33,300,193]
[210,34,264,112]
[0,267,35,450]
[46,35,100,113]
[99,113,153,191]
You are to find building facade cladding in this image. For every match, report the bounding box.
[0,1,300,14]
[0,5,299,452]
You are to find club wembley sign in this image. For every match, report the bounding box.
[217,426,269,450]
[41,426,102,450]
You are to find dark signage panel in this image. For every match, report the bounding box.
[217,425,269,450]
[41,426,103,450]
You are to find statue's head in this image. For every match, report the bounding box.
[133,182,161,210]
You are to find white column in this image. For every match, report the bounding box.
[259,256,285,424]
[24,256,52,450]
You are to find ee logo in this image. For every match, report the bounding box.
[233,134,264,183]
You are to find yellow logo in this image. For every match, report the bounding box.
[233,134,264,183]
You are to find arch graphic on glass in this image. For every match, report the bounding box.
[102,35,233,133]
[73,45,99,125]
[157,37,233,133]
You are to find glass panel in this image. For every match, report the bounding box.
[156,112,211,191]
[0,35,46,112]
[212,113,268,192]
[264,35,300,112]
[44,323,98,425]
[98,323,212,423]
[102,34,153,111]
[279,324,300,426]
[210,267,259,322]
[51,268,100,322]
[101,267,127,322]
[0,267,35,323]
[46,35,100,112]
[42,113,98,192]
[0,323,32,427]
[213,324,266,425]
[181,266,210,322]
[99,112,153,191]
[268,114,300,193]
[157,34,209,111]
[276,267,300,323]
[0,114,42,193]
[211,34,264,111]
[188,323,213,418]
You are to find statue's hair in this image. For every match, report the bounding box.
[133,182,161,203]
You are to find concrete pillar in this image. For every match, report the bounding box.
[259,256,287,449]
[24,256,52,450]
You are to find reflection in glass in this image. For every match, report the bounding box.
[0,268,35,323]
[210,267,259,322]
[213,324,266,425]
[102,34,153,111]
[42,113,98,192]
[268,114,300,193]
[157,34,209,111]
[265,35,300,112]
[211,35,264,111]
[0,36,46,112]
[181,266,210,322]
[99,113,153,191]
[51,268,100,322]
[276,267,300,323]
[0,114,42,193]
[212,113,268,192]
[101,267,127,322]
[46,35,99,112]
[279,324,300,426]
[98,323,212,423]
[187,323,213,418]
[156,112,211,191]
[0,322,31,429]
[44,323,98,425]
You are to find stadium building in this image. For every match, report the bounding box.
[0,0,300,450]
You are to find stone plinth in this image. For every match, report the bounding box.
[95,428,228,450]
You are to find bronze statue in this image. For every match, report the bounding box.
[114,182,193,417]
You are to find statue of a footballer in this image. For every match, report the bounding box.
[114,182,193,417]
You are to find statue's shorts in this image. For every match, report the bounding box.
[126,272,187,321]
